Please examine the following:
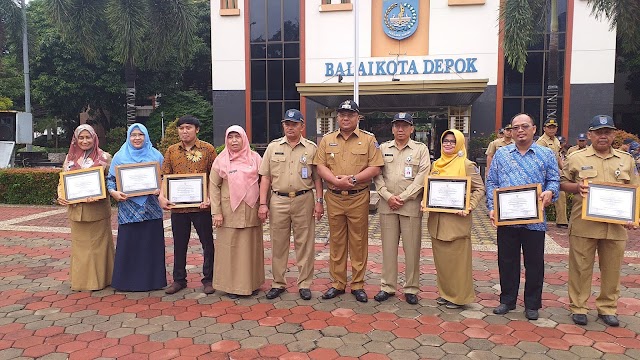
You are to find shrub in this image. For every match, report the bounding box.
[468,133,496,161]
[0,168,60,205]
[613,129,640,149]
[157,119,180,155]
[104,127,127,156]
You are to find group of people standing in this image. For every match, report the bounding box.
[57,102,637,328]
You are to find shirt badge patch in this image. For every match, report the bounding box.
[374,141,380,149]
[329,143,338,146]
[580,166,593,170]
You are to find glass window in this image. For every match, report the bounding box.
[251,60,267,100]
[251,44,266,58]
[267,60,283,100]
[221,0,238,9]
[250,0,266,43]
[284,101,300,113]
[267,0,282,41]
[502,98,521,124]
[284,43,299,58]
[283,60,300,100]
[524,98,542,125]
[252,102,268,143]
[504,64,523,97]
[523,52,544,96]
[267,43,283,58]
[283,0,299,41]
[269,102,284,139]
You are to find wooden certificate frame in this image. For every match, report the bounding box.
[115,161,161,197]
[582,180,640,225]
[493,183,543,226]
[424,176,471,213]
[60,166,107,204]
[162,173,207,208]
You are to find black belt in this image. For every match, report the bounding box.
[273,189,311,198]
[328,187,368,196]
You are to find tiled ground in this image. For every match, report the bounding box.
[0,203,639,359]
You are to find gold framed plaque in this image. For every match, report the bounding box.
[60,166,107,204]
[162,173,207,208]
[493,183,543,226]
[424,176,471,213]
[115,161,161,197]
[582,180,640,225]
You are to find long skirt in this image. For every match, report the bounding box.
[112,219,167,292]
[432,236,475,305]
[69,218,115,291]
[213,226,265,295]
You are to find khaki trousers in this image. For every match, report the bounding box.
[555,191,568,225]
[379,213,422,294]
[569,235,626,315]
[325,190,369,290]
[269,191,315,289]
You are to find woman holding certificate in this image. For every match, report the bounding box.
[210,125,265,298]
[107,123,167,292]
[423,129,485,309]
[57,124,114,291]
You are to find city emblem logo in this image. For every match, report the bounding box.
[288,110,295,117]
[383,1,419,40]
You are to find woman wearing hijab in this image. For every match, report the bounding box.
[57,124,114,291]
[107,123,167,292]
[423,129,485,309]
[210,125,265,298]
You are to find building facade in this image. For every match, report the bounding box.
[211,0,616,152]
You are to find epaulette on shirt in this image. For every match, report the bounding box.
[323,129,339,137]
[566,147,587,159]
[270,137,283,143]
[613,148,633,158]
[360,129,375,136]
[302,138,318,147]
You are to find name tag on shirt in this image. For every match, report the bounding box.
[404,166,413,178]
[301,167,309,179]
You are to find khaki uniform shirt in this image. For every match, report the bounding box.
[259,137,319,193]
[561,146,639,240]
[485,138,513,156]
[209,170,261,229]
[567,145,586,156]
[312,128,384,191]
[374,139,430,217]
[537,134,562,164]
[427,160,486,241]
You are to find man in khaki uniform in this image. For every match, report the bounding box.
[373,113,430,305]
[485,124,513,168]
[313,100,384,303]
[537,119,568,228]
[258,109,324,301]
[560,115,639,327]
[567,133,588,155]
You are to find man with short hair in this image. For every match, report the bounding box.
[258,109,324,301]
[620,138,633,153]
[486,113,559,321]
[567,133,588,155]
[312,100,384,303]
[485,124,513,168]
[160,115,217,295]
[373,112,430,305]
[561,115,639,327]
[537,119,567,228]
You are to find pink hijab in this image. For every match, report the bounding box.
[212,125,262,211]
[65,124,108,171]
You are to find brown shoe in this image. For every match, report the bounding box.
[165,282,186,295]
[203,283,215,295]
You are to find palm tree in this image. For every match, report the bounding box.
[48,0,197,126]
[0,0,22,67]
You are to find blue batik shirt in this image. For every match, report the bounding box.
[486,142,560,231]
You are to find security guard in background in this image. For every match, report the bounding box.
[560,115,639,327]
[567,133,588,155]
[373,112,430,305]
[312,100,384,302]
[537,119,568,228]
[485,124,513,168]
[258,109,324,301]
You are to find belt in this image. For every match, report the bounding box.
[273,189,311,198]
[328,187,368,196]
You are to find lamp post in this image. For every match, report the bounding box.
[21,0,33,150]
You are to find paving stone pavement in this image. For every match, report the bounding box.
[0,203,640,359]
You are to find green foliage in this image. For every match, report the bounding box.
[468,133,496,161]
[0,96,12,110]
[146,90,214,147]
[157,119,179,155]
[587,0,640,54]
[16,145,47,153]
[0,168,59,205]
[104,127,127,156]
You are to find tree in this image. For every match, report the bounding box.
[48,0,198,126]
[0,0,21,53]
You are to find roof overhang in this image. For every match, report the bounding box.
[297,79,489,111]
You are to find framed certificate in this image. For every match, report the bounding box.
[60,166,107,204]
[582,180,640,225]
[163,173,207,208]
[424,176,471,213]
[493,184,543,226]
[115,162,161,197]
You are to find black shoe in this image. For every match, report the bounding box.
[557,224,568,229]
[493,303,516,315]
[598,314,620,327]
[436,297,448,306]
[299,288,311,300]
[351,289,368,303]
[525,309,539,320]
[266,288,285,299]
[374,291,393,302]
[446,301,463,309]
[322,287,345,299]
[227,293,239,299]
[572,314,588,326]
[165,282,186,295]
[203,283,215,295]
[405,294,418,305]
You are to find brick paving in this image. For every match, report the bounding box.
[0,202,639,359]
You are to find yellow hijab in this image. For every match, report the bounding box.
[431,129,467,176]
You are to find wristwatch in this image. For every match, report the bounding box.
[316,198,323,204]
[350,176,357,185]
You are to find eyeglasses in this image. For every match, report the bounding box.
[442,139,456,145]
[511,125,532,131]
